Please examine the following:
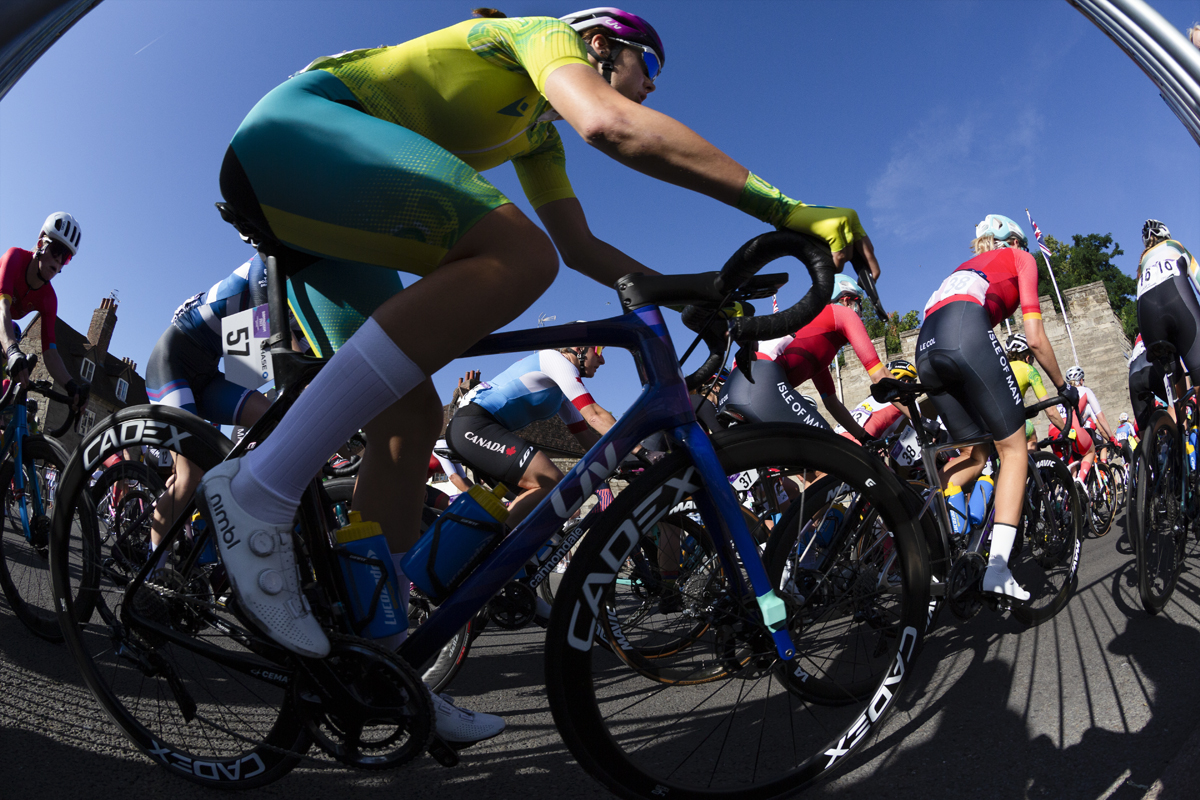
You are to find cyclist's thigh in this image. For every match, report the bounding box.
[222,70,509,276]
[446,405,539,487]
[1139,278,1200,375]
[915,304,989,440]
[195,374,257,428]
[146,325,215,415]
[946,306,1024,439]
[288,261,405,357]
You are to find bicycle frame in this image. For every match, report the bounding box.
[400,307,797,667]
[0,401,45,538]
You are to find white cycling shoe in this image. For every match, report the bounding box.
[197,459,330,659]
[982,564,1031,602]
[429,689,506,745]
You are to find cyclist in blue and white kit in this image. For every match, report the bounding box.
[145,254,279,552]
[448,343,619,527]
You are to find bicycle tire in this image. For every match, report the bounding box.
[1010,452,1082,626]
[546,423,930,799]
[49,405,309,788]
[322,476,473,693]
[1135,411,1185,615]
[1085,461,1116,537]
[0,435,70,640]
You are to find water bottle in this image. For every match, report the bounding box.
[946,485,968,536]
[968,475,995,528]
[190,511,218,565]
[815,503,847,547]
[333,512,405,639]
[1189,430,1197,471]
[401,483,510,603]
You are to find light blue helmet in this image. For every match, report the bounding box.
[831,273,866,304]
[975,214,1028,250]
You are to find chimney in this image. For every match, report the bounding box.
[121,356,137,373]
[87,297,118,360]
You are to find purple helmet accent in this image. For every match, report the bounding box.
[560,7,665,67]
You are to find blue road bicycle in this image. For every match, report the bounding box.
[0,356,79,640]
[50,223,930,798]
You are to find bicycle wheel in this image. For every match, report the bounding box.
[1135,412,1186,615]
[546,423,930,799]
[0,435,70,640]
[323,476,473,693]
[1085,461,1116,537]
[1010,453,1082,626]
[49,405,308,788]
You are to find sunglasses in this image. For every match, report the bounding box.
[611,37,661,80]
[593,346,605,356]
[42,239,73,264]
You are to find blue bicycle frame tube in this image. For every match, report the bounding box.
[400,306,797,666]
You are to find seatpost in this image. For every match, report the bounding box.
[265,254,295,395]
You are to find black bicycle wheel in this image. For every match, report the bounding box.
[323,476,473,692]
[1135,411,1185,615]
[0,435,70,640]
[546,423,930,799]
[1010,452,1082,626]
[49,405,309,788]
[1085,461,1116,537]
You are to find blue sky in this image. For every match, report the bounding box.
[2,0,1198,418]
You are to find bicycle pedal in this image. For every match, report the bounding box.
[427,734,460,767]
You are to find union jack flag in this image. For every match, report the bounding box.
[771,294,779,314]
[1026,210,1053,261]
[595,484,614,511]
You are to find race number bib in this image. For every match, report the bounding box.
[221,304,274,389]
[924,269,988,315]
[1137,245,1188,298]
[888,426,921,467]
[730,469,760,492]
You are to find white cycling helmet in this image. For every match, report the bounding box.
[1065,365,1085,383]
[975,214,1028,251]
[1119,412,1129,422]
[1142,219,1170,249]
[1005,333,1029,355]
[40,212,82,256]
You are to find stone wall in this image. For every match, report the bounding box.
[802,280,1132,437]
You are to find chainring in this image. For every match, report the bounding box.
[948,552,986,621]
[294,634,432,770]
[486,581,537,629]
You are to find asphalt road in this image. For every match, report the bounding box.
[3,506,1200,800]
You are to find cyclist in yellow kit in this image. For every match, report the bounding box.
[1005,333,1066,450]
[198,8,883,743]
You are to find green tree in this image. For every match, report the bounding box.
[1035,233,1138,340]
[862,300,921,355]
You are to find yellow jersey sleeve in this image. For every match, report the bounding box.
[466,17,591,95]
[513,126,575,209]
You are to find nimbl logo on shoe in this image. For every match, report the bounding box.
[207,492,241,549]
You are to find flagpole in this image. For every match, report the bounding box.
[1025,209,1080,367]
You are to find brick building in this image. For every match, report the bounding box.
[804,280,1133,437]
[23,295,148,451]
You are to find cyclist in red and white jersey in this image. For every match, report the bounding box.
[719,273,885,441]
[915,214,1074,601]
[0,213,89,411]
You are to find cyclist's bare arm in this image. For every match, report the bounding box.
[536,198,657,287]
[0,298,17,354]
[41,347,74,388]
[823,395,871,442]
[1024,317,1065,388]
[545,64,747,204]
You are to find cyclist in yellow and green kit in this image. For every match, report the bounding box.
[1005,333,1066,450]
[198,7,884,745]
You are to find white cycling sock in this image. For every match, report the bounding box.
[234,317,425,523]
[988,523,1018,572]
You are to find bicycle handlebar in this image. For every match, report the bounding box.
[0,353,81,437]
[675,230,835,389]
[853,266,888,322]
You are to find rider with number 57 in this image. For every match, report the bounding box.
[195,6,884,743]
[915,214,1074,601]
